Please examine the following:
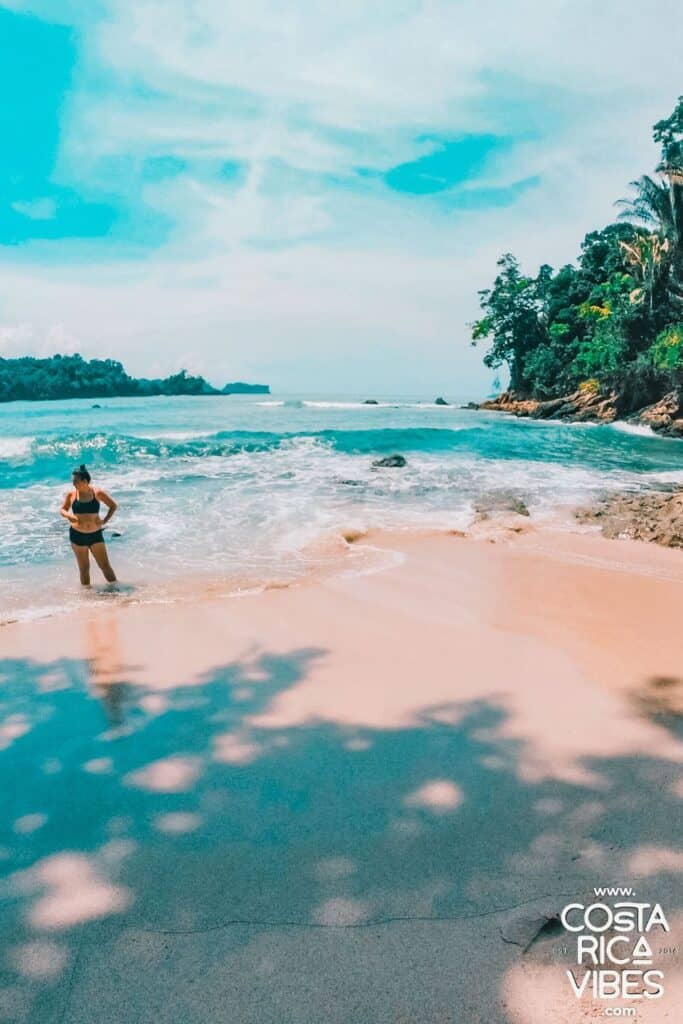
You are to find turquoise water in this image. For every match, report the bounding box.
[1,393,682,620]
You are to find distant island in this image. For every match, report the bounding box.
[0,354,270,403]
[222,381,270,394]
[471,97,683,437]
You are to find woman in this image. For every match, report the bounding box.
[60,464,118,586]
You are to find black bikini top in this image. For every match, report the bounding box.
[72,490,100,514]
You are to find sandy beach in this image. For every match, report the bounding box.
[3,4,683,1021]
[1,526,682,1023]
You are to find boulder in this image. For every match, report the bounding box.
[478,391,540,417]
[634,388,683,437]
[372,454,407,468]
[434,396,449,406]
[363,399,379,405]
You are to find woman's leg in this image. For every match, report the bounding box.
[71,543,91,586]
[90,542,117,582]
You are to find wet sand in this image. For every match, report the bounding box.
[1,528,682,1022]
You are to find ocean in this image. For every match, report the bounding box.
[1,393,682,622]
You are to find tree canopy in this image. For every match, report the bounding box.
[0,354,220,403]
[472,97,683,398]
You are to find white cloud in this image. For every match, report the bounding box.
[86,1,681,131]
[1,0,682,392]
[0,321,81,359]
[11,198,57,221]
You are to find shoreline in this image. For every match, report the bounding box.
[1,525,682,1022]
[4,523,683,753]
[0,528,404,629]
[3,500,683,629]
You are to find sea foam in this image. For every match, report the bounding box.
[1,393,680,620]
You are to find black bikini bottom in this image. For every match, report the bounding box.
[70,528,104,547]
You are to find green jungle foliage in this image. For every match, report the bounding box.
[0,355,218,402]
[472,97,683,399]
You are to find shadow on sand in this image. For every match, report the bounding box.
[0,645,681,1023]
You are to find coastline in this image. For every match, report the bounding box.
[3,496,683,628]
[0,352,270,403]
[2,525,682,1022]
[3,16,682,1021]
[475,385,683,438]
[4,393,683,627]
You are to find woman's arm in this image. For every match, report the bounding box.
[60,491,78,525]
[96,490,118,526]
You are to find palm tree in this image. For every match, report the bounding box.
[617,176,683,307]
[619,234,669,315]
[616,175,676,235]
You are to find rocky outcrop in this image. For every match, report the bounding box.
[372,454,406,468]
[633,389,683,437]
[576,488,683,548]
[478,387,619,423]
[475,493,530,520]
[434,396,449,406]
[363,399,379,405]
[478,385,683,437]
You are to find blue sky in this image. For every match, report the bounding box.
[0,0,681,393]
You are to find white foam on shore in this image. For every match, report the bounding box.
[3,395,682,623]
[644,469,683,484]
[0,442,673,585]
[1,601,77,626]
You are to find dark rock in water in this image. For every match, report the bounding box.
[372,454,407,468]
[110,531,122,538]
[462,401,479,410]
[435,396,449,406]
[92,404,102,409]
[363,399,379,405]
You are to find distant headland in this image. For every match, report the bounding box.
[0,354,270,403]
[222,381,270,394]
